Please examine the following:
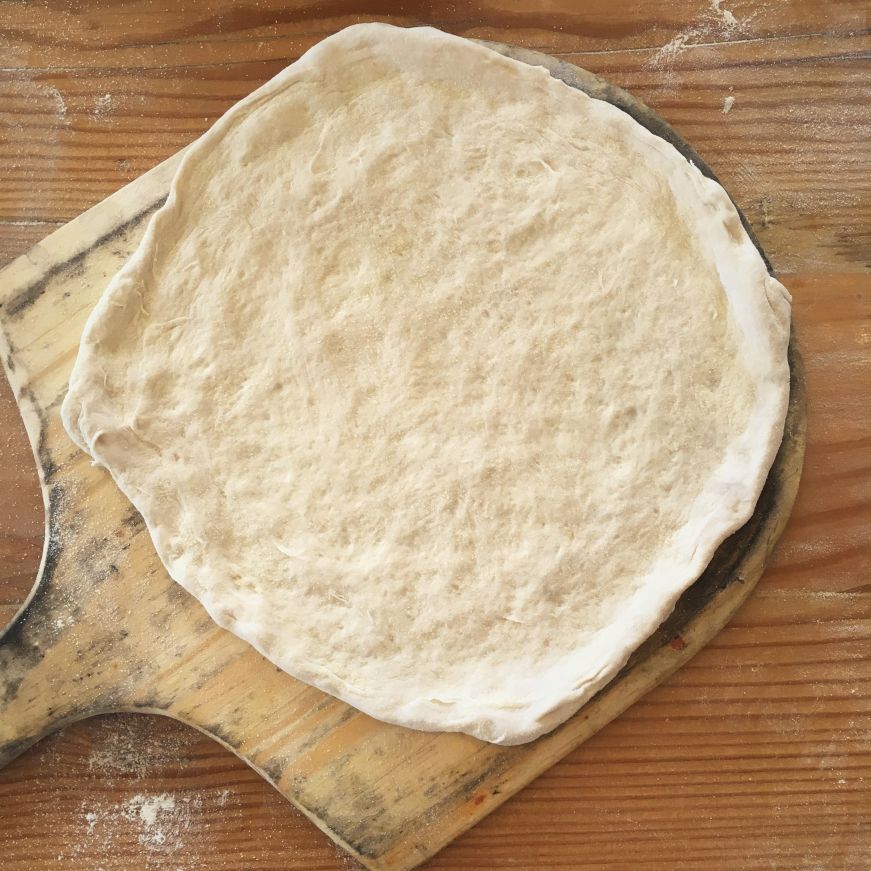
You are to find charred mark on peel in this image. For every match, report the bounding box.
[45,486,65,564]
[122,505,146,531]
[260,756,287,784]
[68,532,119,589]
[0,616,46,704]
[44,390,68,413]
[1,196,166,319]
[4,484,68,641]
[187,657,232,693]
[329,755,512,860]
[14,384,58,482]
[1,675,25,705]
[423,754,510,806]
[40,445,59,484]
[4,249,90,319]
[0,733,46,766]
[293,704,358,756]
[199,720,240,750]
[297,798,387,860]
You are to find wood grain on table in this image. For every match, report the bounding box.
[1,2,869,869]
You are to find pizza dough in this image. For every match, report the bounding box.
[62,23,791,744]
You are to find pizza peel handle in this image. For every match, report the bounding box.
[0,145,196,769]
[0,254,160,769]
[0,397,156,769]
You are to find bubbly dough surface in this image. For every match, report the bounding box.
[62,23,791,744]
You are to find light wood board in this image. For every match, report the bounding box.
[0,44,806,871]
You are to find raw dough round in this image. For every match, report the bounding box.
[62,23,791,744]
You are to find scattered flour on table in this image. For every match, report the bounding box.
[46,717,244,868]
[648,0,744,68]
[8,79,70,129]
[60,778,247,869]
[130,793,175,827]
[91,92,116,119]
[74,791,202,858]
[710,0,738,29]
[86,715,198,779]
[645,0,756,95]
[43,84,68,122]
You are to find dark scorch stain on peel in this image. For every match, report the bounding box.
[4,247,91,319]
[295,797,390,860]
[0,517,107,707]
[292,703,359,756]
[0,583,52,704]
[299,755,512,861]
[341,755,511,860]
[1,483,66,677]
[121,505,145,531]
[260,755,288,784]
[0,419,125,703]
[196,720,240,749]
[15,385,58,482]
[0,197,166,319]
[187,653,236,693]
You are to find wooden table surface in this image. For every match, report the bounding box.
[1,2,869,869]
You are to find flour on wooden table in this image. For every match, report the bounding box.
[649,0,745,66]
[74,792,198,859]
[43,85,69,122]
[91,93,117,120]
[38,717,242,868]
[67,786,240,867]
[646,0,752,96]
[85,715,198,779]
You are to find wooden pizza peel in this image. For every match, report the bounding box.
[0,41,806,871]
